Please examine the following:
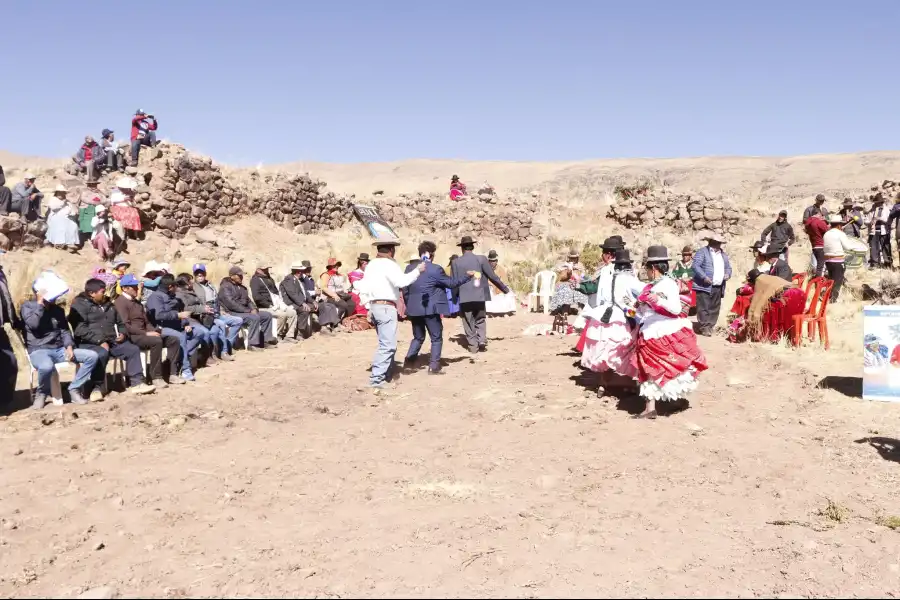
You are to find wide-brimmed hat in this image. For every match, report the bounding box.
[408,253,420,262]
[487,250,499,260]
[54,184,68,193]
[643,245,670,263]
[372,239,401,247]
[112,259,131,270]
[115,176,137,190]
[457,235,477,247]
[567,248,580,259]
[357,252,370,262]
[601,236,625,251]
[95,204,108,214]
[680,245,693,255]
[765,242,785,256]
[451,174,460,181]
[326,257,342,268]
[704,232,727,244]
[828,214,845,225]
[750,240,765,252]
[290,260,308,271]
[614,249,633,265]
[86,176,100,185]
[843,198,854,207]
[23,172,35,180]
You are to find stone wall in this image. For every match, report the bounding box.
[607,189,744,237]
[374,192,540,241]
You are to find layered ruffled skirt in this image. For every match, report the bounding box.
[633,326,708,402]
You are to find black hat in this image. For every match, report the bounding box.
[457,235,477,247]
[643,245,670,263]
[613,249,632,265]
[843,198,854,206]
[487,249,499,260]
[601,236,625,251]
[451,174,459,181]
[750,240,765,251]
[357,252,370,262]
[765,243,785,257]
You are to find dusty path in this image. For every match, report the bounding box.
[1,313,899,598]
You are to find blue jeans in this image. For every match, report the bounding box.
[129,133,157,162]
[406,315,444,370]
[29,347,98,395]
[370,304,398,385]
[160,327,202,375]
[215,314,243,351]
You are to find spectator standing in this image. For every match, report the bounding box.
[691,234,732,337]
[0,265,20,404]
[823,214,855,301]
[760,210,796,261]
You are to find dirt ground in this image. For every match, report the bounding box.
[2,309,899,599]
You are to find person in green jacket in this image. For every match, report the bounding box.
[672,245,695,280]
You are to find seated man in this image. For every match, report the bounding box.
[10,173,43,221]
[0,165,12,215]
[192,264,241,358]
[130,109,158,164]
[68,278,155,399]
[250,266,298,343]
[100,129,124,172]
[218,266,274,351]
[280,261,320,338]
[146,274,201,381]
[21,288,98,408]
[764,244,793,281]
[72,135,106,181]
[114,274,182,387]
[175,273,231,363]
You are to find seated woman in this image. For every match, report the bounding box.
[449,175,467,201]
[45,185,81,253]
[727,270,807,343]
[549,265,578,315]
[485,250,517,315]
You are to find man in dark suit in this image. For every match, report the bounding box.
[450,235,510,354]
[403,241,473,374]
[765,244,793,281]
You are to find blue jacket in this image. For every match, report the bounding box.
[146,290,188,331]
[20,300,74,352]
[691,246,732,294]
[403,262,471,317]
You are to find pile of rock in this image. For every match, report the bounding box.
[869,179,900,203]
[607,190,743,237]
[374,192,540,241]
[0,217,47,251]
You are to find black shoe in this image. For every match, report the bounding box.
[266,339,278,346]
[478,345,487,352]
[280,337,298,344]
[403,357,417,368]
[247,346,263,352]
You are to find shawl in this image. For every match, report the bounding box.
[747,274,796,332]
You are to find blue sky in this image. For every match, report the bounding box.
[1,1,898,164]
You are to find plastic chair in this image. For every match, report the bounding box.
[527,271,557,314]
[239,316,278,349]
[792,277,834,349]
[791,273,806,289]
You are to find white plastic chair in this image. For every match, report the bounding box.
[239,315,278,349]
[527,271,557,314]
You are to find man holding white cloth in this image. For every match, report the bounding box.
[358,240,426,388]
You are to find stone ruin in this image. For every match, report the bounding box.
[374,192,539,242]
[606,186,744,237]
[868,179,900,204]
[0,141,541,251]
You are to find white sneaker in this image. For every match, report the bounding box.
[89,390,104,402]
[51,397,65,406]
[128,383,156,395]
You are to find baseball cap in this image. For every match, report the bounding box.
[120,274,140,287]
[193,263,207,273]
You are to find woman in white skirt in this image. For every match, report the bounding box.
[580,249,644,395]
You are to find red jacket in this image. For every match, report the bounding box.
[131,115,157,141]
[804,216,828,248]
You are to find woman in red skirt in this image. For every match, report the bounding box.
[631,245,708,419]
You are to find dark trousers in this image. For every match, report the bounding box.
[869,233,892,267]
[79,340,143,390]
[459,301,487,351]
[131,332,180,380]
[0,186,11,215]
[695,287,723,336]
[0,329,18,403]
[292,304,316,338]
[406,315,444,369]
[812,247,825,277]
[825,261,845,302]
[232,311,274,347]
[327,297,355,321]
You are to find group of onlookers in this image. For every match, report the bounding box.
[69,110,159,180]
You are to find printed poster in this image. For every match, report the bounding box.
[862,305,900,402]
[352,205,400,244]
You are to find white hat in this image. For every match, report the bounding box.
[96,204,108,213]
[156,263,171,273]
[828,214,845,225]
[142,261,162,275]
[23,172,35,180]
[115,176,137,189]
[409,253,420,262]
[54,184,68,193]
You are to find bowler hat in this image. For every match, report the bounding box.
[614,249,633,265]
[601,236,625,251]
[643,245,670,263]
[487,250,499,260]
[357,252,370,262]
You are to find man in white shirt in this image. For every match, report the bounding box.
[358,240,426,388]
[823,214,855,301]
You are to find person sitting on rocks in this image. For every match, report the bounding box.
[73,135,106,181]
[449,174,467,201]
[68,278,155,400]
[89,206,122,261]
[319,258,355,322]
[108,177,143,245]
[10,173,43,221]
[175,273,227,364]
[219,266,275,350]
[0,165,12,216]
[100,129,125,172]
[114,274,182,388]
[21,283,98,408]
[280,261,321,339]
[250,266,298,343]
[130,109,158,164]
[192,264,242,358]
[44,185,80,253]
[146,274,201,382]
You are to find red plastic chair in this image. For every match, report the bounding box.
[792,277,834,349]
[791,273,806,289]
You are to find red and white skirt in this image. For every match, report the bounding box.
[632,326,708,401]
